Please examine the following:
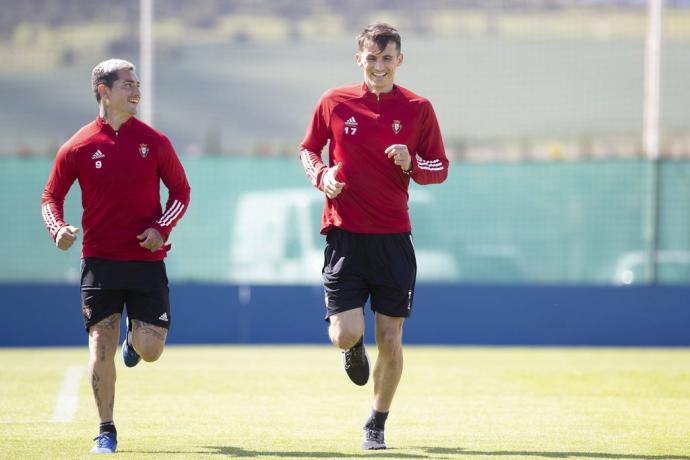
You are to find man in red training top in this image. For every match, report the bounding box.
[41,59,190,454]
[300,23,448,450]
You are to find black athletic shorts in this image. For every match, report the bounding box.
[322,228,417,320]
[80,257,170,332]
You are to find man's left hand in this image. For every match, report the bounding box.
[137,228,164,252]
[385,144,412,172]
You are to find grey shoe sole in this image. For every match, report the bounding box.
[362,442,386,450]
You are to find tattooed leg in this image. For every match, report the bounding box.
[88,313,120,422]
[131,319,168,362]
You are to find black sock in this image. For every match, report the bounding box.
[99,421,117,435]
[353,336,363,349]
[364,409,388,431]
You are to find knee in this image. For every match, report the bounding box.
[130,322,167,362]
[132,335,165,362]
[137,343,164,362]
[330,329,362,350]
[89,331,118,362]
[376,331,402,355]
[90,344,118,362]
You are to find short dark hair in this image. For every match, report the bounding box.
[357,22,401,54]
[91,59,135,103]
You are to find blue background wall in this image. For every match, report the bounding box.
[4,283,689,346]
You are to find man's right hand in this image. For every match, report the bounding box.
[55,225,80,251]
[323,162,346,199]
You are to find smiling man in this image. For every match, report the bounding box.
[300,23,449,450]
[41,59,190,454]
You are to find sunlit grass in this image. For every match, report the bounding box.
[1,346,689,459]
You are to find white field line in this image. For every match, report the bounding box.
[52,366,84,423]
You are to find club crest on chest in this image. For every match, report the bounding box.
[139,144,149,158]
[392,120,402,134]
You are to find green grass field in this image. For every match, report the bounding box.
[1,346,689,459]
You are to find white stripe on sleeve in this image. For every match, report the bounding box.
[157,200,185,227]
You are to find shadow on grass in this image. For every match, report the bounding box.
[422,447,690,459]
[119,446,427,457]
[118,446,690,459]
[201,447,426,457]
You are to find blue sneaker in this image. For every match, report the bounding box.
[122,317,141,368]
[90,432,117,454]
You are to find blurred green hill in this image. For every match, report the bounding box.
[1,1,689,159]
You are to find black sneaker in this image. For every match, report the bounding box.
[362,427,386,450]
[341,339,369,386]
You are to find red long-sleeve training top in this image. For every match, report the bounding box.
[41,116,191,261]
[300,83,449,235]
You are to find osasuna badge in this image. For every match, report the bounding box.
[139,144,149,158]
[392,120,402,134]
